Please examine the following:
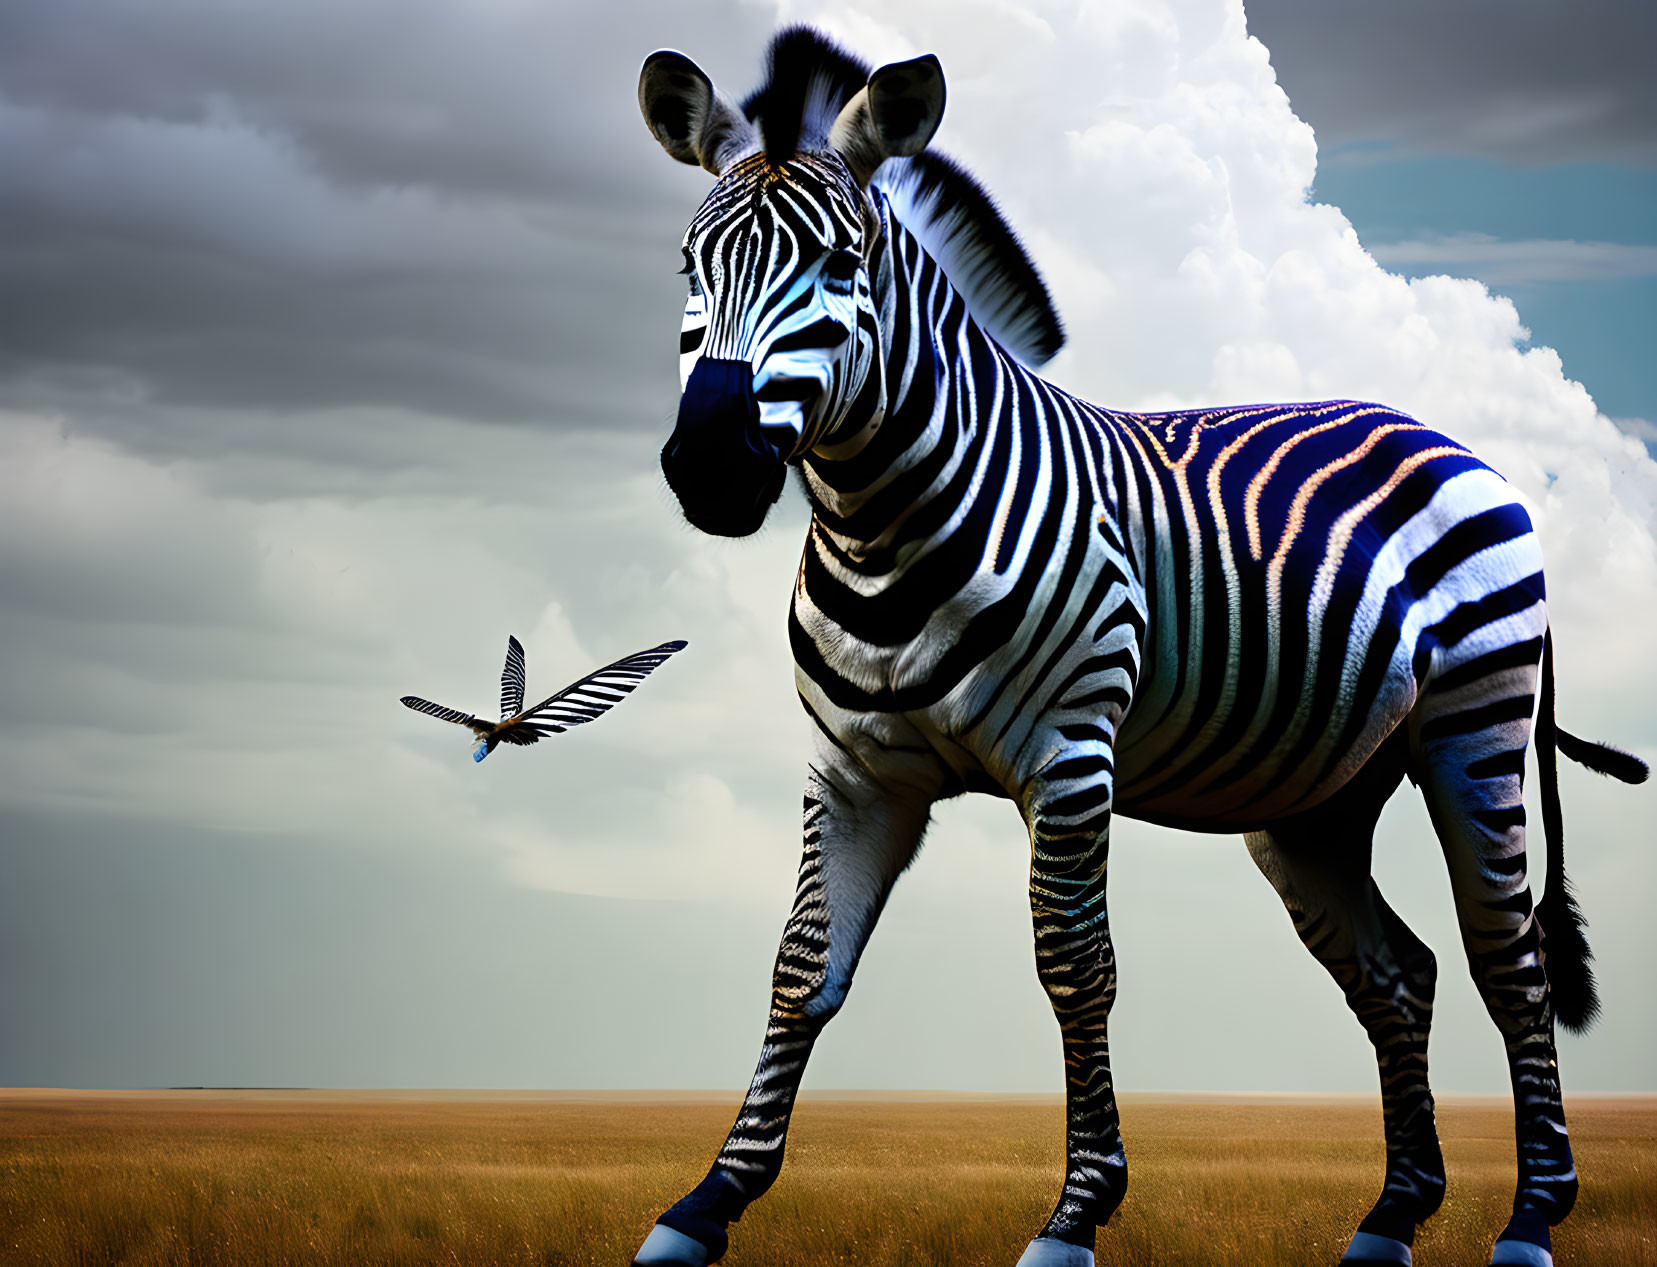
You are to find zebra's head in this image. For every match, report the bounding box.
[638,30,946,537]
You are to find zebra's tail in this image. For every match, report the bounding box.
[1534,628,1648,1034]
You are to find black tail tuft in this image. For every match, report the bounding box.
[1537,871,1601,1033]
[1556,728,1649,784]
[1535,630,1600,1034]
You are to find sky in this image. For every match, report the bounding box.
[2,0,1652,1095]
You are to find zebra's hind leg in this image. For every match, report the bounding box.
[1246,835,1444,1264]
[1248,740,1444,1267]
[632,761,936,1267]
[1415,650,1574,1267]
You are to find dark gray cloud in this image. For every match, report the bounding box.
[1245,0,1657,165]
[0,1,762,205]
[0,0,770,449]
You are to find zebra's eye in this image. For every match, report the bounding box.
[820,250,861,294]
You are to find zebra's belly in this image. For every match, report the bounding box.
[1109,667,1417,827]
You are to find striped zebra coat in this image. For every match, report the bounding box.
[632,27,1643,1267]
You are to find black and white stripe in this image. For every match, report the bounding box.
[501,634,527,719]
[519,640,689,735]
[398,695,482,730]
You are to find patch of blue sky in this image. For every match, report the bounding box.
[1309,154,1656,430]
[1496,277,1655,426]
[1311,154,1657,245]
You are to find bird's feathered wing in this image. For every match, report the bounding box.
[500,635,526,720]
[400,695,487,732]
[512,639,689,738]
[401,639,688,760]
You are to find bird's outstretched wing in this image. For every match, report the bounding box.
[500,635,526,720]
[513,639,688,737]
[400,695,488,733]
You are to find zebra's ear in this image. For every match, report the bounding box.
[638,50,756,176]
[829,54,946,186]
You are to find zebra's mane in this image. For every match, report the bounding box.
[743,25,870,162]
[743,26,1067,369]
[872,153,1065,367]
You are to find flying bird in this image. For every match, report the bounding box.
[401,636,688,762]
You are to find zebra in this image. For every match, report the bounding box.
[401,637,687,761]
[632,26,1645,1267]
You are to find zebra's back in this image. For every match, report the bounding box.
[1106,399,1545,826]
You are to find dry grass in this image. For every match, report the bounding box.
[1,1090,1652,1265]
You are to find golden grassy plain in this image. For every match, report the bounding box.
[1,1090,1652,1266]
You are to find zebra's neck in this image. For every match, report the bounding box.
[799,202,1063,565]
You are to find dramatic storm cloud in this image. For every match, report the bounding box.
[0,0,771,439]
[1243,0,1657,166]
[2,0,1652,1093]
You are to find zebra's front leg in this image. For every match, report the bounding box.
[633,763,934,1267]
[1017,758,1123,1267]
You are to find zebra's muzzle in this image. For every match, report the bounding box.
[662,357,787,537]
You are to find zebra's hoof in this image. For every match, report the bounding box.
[1341,1229,1411,1264]
[633,1222,714,1266]
[1015,1237,1095,1267]
[1490,1240,1552,1267]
